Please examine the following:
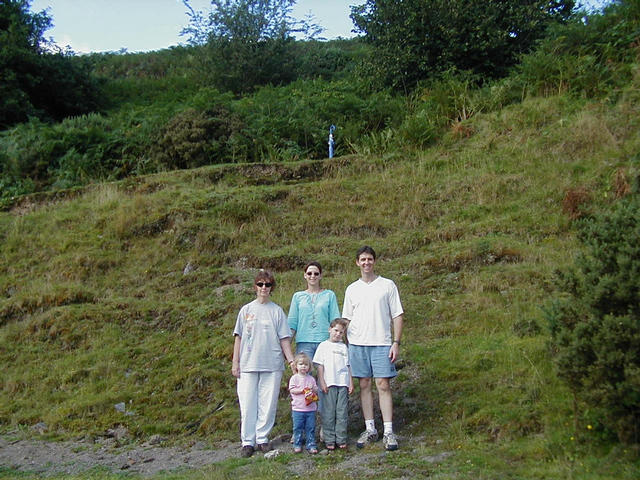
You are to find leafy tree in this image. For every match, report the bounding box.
[0,0,101,129]
[181,0,319,92]
[1,0,50,127]
[350,0,575,91]
[546,188,640,443]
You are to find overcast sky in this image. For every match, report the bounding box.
[31,0,358,54]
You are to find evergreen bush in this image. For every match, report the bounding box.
[546,186,640,443]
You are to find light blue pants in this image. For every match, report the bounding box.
[292,410,317,450]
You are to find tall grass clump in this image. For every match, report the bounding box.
[398,70,486,149]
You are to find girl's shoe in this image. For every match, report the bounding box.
[338,444,347,450]
[293,446,303,453]
[308,448,318,454]
[326,443,335,451]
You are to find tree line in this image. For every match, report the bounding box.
[1,0,581,130]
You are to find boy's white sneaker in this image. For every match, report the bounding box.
[356,429,378,448]
[383,432,398,451]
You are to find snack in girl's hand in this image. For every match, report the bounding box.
[303,387,318,405]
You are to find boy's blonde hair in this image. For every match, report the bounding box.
[294,352,312,370]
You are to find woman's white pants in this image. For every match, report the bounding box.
[237,370,283,446]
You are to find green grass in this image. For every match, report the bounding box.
[1,88,640,478]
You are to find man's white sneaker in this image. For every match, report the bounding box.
[356,429,379,448]
[383,432,398,451]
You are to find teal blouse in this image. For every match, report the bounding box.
[287,289,341,343]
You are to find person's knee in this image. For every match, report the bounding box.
[375,378,391,393]
[359,377,372,391]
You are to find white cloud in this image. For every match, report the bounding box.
[56,34,93,54]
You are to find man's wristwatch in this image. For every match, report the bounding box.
[393,340,401,345]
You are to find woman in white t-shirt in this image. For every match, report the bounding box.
[232,270,295,458]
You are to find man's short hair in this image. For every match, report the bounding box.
[356,245,376,260]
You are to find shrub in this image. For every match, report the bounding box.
[0,175,35,207]
[154,107,245,168]
[515,1,640,98]
[546,189,640,443]
[398,70,486,149]
[347,128,397,156]
[0,113,143,190]
[292,39,357,81]
[398,111,439,149]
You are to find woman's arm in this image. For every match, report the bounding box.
[329,291,341,321]
[287,294,299,332]
[280,337,296,373]
[231,335,241,378]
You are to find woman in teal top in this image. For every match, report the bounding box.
[288,261,341,360]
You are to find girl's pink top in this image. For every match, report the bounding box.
[288,373,318,412]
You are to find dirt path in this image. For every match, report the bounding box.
[0,433,243,477]
[0,431,454,478]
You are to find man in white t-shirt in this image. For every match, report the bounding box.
[342,246,404,451]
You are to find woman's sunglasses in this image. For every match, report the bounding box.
[256,282,273,288]
[305,272,320,276]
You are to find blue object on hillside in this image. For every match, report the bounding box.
[328,125,336,158]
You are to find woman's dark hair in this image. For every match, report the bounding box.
[254,270,276,290]
[304,261,322,274]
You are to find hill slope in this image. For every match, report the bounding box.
[1,87,639,478]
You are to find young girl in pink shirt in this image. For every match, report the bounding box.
[288,353,319,453]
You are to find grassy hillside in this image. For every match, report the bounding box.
[1,79,639,478]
